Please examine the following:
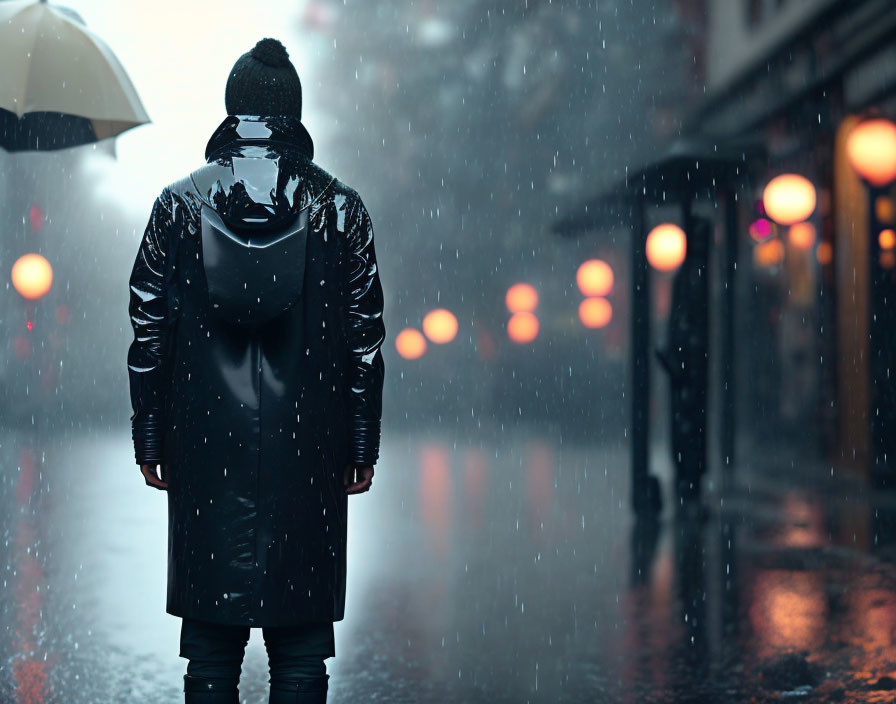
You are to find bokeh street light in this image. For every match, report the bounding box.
[11,253,53,300]
[762,174,817,226]
[505,283,538,313]
[422,308,458,344]
[846,118,896,187]
[788,222,816,250]
[754,238,785,269]
[578,297,612,329]
[877,196,896,223]
[507,311,539,344]
[646,223,687,272]
[395,328,427,360]
[749,217,773,242]
[576,259,614,297]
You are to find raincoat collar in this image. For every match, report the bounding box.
[204,114,314,162]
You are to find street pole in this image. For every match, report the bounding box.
[631,194,659,515]
[869,185,895,488]
[721,190,738,478]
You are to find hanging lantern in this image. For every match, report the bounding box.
[816,241,833,266]
[11,253,53,299]
[578,297,612,329]
[422,308,458,344]
[576,259,614,297]
[395,328,427,359]
[762,174,817,226]
[846,118,896,187]
[507,311,539,344]
[878,229,896,251]
[505,283,538,313]
[646,223,687,272]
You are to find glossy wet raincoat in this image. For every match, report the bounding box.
[126,114,386,627]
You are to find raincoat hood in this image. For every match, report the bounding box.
[188,114,320,327]
[190,114,316,231]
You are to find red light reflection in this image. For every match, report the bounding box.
[419,444,453,556]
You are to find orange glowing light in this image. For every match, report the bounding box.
[846,118,896,187]
[505,283,538,313]
[762,174,817,226]
[578,297,612,328]
[788,222,816,250]
[11,253,53,300]
[749,570,826,657]
[419,444,453,556]
[877,196,896,224]
[395,328,427,359]
[879,229,896,250]
[881,251,896,269]
[754,238,785,268]
[422,308,458,344]
[816,241,833,266]
[646,223,687,272]
[576,259,614,297]
[507,311,539,344]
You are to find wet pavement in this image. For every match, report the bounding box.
[2,426,896,703]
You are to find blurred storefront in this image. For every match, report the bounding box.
[684,0,896,482]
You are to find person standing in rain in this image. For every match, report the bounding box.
[125,38,386,703]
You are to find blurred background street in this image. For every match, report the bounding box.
[4,0,896,702]
[2,426,896,702]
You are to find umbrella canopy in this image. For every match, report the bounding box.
[0,0,149,151]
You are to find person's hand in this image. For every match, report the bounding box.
[141,463,168,491]
[344,464,374,494]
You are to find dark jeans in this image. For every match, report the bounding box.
[179,617,335,687]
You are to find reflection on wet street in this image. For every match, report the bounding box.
[2,427,896,703]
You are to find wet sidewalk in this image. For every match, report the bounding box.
[1,426,895,703]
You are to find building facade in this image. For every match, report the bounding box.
[690,0,896,479]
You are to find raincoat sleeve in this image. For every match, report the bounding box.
[126,189,173,465]
[343,194,386,466]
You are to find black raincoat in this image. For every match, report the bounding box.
[126,114,386,627]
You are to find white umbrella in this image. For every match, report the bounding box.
[0,0,150,150]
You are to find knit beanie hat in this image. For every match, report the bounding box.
[225,38,302,119]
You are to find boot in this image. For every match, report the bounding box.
[269,675,328,704]
[183,674,240,704]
